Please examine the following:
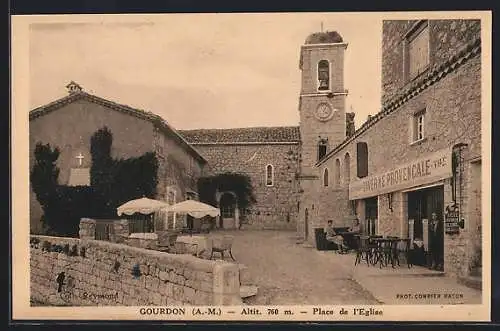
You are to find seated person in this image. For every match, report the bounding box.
[343,218,361,249]
[325,220,348,253]
[348,218,361,234]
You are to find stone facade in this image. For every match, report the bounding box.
[29,90,207,233]
[304,19,482,280]
[180,127,301,230]
[296,33,349,240]
[30,235,241,306]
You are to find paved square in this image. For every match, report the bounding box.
[207,230,378,305]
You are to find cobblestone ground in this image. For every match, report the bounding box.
[208,230,378,305]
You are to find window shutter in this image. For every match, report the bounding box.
[356,142,368,178]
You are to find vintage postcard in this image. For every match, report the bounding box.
[11,11,491,322]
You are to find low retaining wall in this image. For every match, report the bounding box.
[30,235,241,306]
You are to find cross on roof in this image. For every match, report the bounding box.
[76,152,84,166]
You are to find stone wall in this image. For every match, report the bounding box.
[194,143,301,230]
[30,235,241,306]
[153,128,206,205]
[381,19,481,104]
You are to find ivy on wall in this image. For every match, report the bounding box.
[30,126,159,236]
[197,172,256,211]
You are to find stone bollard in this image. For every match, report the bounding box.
[79,218,96,240]
[212,263,242,305]
[238,264,253,286]
[113,219,130,243]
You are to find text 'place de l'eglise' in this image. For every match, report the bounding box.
[28,19,483,307]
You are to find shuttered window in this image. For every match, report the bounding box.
[356,142,368,178]
[407,23,429,79]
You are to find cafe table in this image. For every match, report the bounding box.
[370,236,401,268]
[337,231,359,250]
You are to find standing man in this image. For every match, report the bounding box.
[429,212,444,270]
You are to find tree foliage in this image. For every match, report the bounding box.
[31,126,159,236]
[197,172,256,211]
[30,143,60,207]
[89,126,159,217]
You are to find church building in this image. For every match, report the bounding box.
[29,82,207,233]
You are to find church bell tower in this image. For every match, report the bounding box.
[298,30,348,175]
[297,30,348,242]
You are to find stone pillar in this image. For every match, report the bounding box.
[79,218,96,240]
[113,219,130,243]
[212,263,242,305]
[234,208,240,229]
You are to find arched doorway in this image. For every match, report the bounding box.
[219,192,238,229]
[304,208,309,241]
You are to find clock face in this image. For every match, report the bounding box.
[315,103,335,121]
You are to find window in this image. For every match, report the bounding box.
[406,21,430,80]
[317,139,328,161]
[317,60,330,91]
[412,109,426,142]
[265,164,274,186]
[344,153,351,183]
[356,142,368,178]
[334,159,341,186]
[323,168,329,187]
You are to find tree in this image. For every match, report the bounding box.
[31,127,160,235]
[30,143,60,206]
[90,126,158,217]
[30,143,61,232]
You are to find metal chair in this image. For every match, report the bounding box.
[210,235,236,261]
[354,235,372,266]
[396,238,413,268]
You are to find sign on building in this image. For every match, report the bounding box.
[444,203,460,235]
[349,147,453,200]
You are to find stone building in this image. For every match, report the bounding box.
[179,127,301,230]
[177,31,353,231]
[303,19,482,281]
[29,82,207,233]
[294,30,350,240]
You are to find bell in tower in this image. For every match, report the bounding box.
[297,29,348,172]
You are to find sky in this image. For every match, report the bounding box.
[28,13,382,130]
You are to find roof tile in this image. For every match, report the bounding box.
[178,126,301,144]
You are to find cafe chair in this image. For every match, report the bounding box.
[393,238,413,268]
[354,236,372,266]
[386,236,400,268]
[210,235,236,261]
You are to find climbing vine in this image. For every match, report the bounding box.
[197,172,256,211]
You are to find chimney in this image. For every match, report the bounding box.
[346,112,356,138]
[66,81,83,94]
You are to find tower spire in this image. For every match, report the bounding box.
[321,22,324,33]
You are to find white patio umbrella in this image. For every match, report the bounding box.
[116,197,169,216]
[167,200,220,218]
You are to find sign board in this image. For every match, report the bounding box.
[349,147,453,200]
[422,219,429,251]
[444,203,460,235]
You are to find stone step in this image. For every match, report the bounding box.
[459,275,482,291]
[470,266,482,277]
[240,285,258,299]
[238,264,253,285]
